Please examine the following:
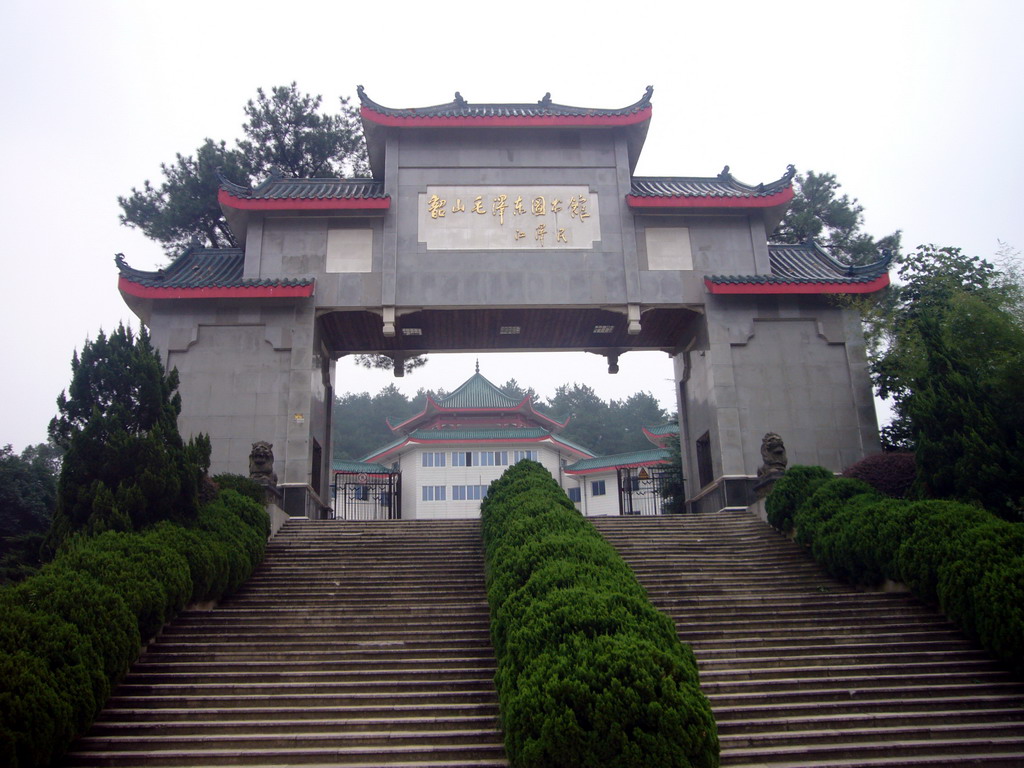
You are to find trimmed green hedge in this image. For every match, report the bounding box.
[0,489,269,768]
[481,461,718,768]
[777,470,1024,675]
[764,465,834,534]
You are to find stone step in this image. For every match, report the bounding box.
[698,658,1003,682]
[103,689,500,710]
[591,512,1024,766]
[136,651,497,667]
[717,709,1024,735]
[698,648,993,669]
[159,621,492,637]
[722,755,1024,768]
[114,675,499,697]
[148,630,494,647]
[89,714,501,736]
[73,728,506,753]
[123,666,497,685]
[705,681,1024,707]
[720,737,1024,764]
[689,629,976,651]
[143,639,497,657]
[719,721,1024,749]
[64,741,508,766]
[98,702,500,723]
[168,609,490,625]
[677,620,957,642]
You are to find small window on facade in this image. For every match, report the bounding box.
[421,485,446,502]
[422,451,445,467]
[568,487,582,503]
[453,484,488,501]
[696,431,714,488]
[592,480,606,496]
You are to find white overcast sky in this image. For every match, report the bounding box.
[1,0,1022,451]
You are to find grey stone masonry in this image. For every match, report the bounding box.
[118,89,884,514]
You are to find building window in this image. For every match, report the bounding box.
[421,485,446,502]
[514,450,538,463]
[591,480,606,496]
[452,484,488,501]
[422,451,446,467]
[354,485,369,501]
[567,487,581,503]
[696,431,713,488]
[452,451,473,467]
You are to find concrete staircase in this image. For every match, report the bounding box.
[592,509,1024,768]
[64,518,508,767]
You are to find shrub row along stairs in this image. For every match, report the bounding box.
[63,518,508,767]
[592,510,1024,768]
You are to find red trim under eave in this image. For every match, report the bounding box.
[704,273,890,295]
[218,189,391,211]
[119,277,314,300]
[567,459,669,476]
[361,106,652,128]
[626,187,793,209]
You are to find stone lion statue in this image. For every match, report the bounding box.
[249,441,278,487]
[757,432,787,479]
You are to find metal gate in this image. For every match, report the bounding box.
[333,471,402,520]
[616,466,680,516]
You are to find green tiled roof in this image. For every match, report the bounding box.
[116,250,313,290]
[410,427,547,441]
[630,165,795,200]
[707,242,893,287]
[358,85,653,120]
[645,423,680,437]
[566,448,669,473]
[219,171,387,201]
[436,373,522,410]
[361,427,595,462]
[333,459,391,473]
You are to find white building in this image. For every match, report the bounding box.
[333,370,676,519]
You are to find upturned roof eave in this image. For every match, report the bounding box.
[704,272,891,295]
[114,251,314,301]
[388,399,568,435]
[358,85,654,177]
[357,85,654,123]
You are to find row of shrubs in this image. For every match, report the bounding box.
[766,465,1024,675]
[0,483,269,768]
[480,461,718,768]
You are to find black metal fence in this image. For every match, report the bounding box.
[333,472,402,520]
[616,466,682,516]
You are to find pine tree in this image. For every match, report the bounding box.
[46,325,210,549]
[119,83,368,255]
[909,317,1024,519]
[772,170,901,265]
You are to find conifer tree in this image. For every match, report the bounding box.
[46,325,210,549]
[909,316,1024,519]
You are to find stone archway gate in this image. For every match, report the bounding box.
[117,87,887,516]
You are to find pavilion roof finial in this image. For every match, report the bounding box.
[475,358,480,374]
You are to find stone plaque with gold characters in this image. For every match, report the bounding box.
[417,186,600,250]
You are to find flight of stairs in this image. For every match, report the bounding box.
[64,518,508,767]
[592,510,1024,768]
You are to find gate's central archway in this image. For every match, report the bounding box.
[117,87,888,517]
[318,306,701,358]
